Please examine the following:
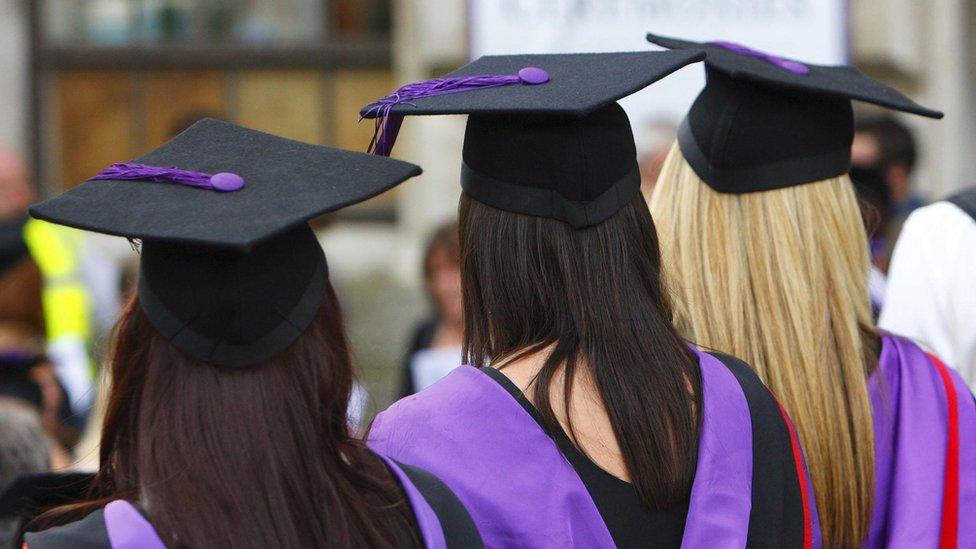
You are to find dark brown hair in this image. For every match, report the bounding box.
[459,193,702,510]
[32,287,414,547]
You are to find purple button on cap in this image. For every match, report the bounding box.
[518,67,550,85]
[210,172,245,192]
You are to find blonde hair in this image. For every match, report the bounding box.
[650,144,876,547]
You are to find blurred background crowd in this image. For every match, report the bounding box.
[0,1,973,544]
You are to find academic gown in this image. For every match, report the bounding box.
[369,348,821,548]
[867,334,976,547]
[23,456,482,549]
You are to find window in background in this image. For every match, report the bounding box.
[30,0,398,222]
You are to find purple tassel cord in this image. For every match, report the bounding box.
[362,67,550,156]
[90,163,245,192]
[710,41,810,75]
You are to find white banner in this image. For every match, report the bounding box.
[469,0,848,135]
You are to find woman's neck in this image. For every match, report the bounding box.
[494,346,630,482]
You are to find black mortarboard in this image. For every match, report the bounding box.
[646,34,943,194]
[29,119,421,368]
[360,51,705,228]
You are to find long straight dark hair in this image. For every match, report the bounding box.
[32,287,413,547]
[459,193,702,510]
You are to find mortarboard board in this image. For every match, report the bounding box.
[645,34,943,194]
[360,51,705,228]
[29,119,422,368]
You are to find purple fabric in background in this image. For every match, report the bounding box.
[368,349,766,548]
[103,500,166,549]
[380,456,447,549]
[866,335,976,548]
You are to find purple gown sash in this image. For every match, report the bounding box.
[867,335,976,548]
[103,501,165,549]
[681,350,753,546]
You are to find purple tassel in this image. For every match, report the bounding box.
[90,162,245,192]
[362,67,550,156]
[710,41,810,75]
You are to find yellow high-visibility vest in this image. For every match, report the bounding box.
[22,218,93,367]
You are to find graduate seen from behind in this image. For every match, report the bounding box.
[646,35,976,548]
[362,52,819,548]
[400,221,463,398]
[21,120,482,548]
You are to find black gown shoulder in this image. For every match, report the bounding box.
[24,507,110,549]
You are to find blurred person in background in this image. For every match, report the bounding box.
[636,119,677,197]
[0,329,74,464]
[0,398,53,546]
[1,182,81,453]
[848,164,893,314]
[850,116,921,272]
[399,221,462,399]
[0,146,102,432]
[880,185,976,388]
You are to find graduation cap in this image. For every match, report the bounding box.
[29,119,421,368]
[646,34,943,194]
[360,51,705,228]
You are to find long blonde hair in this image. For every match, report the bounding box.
[650,144,877,547]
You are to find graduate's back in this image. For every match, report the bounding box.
[371,186,819,548]
[29,291,429,548]
[21,120,481,548]
[365,51,818,548]
[458,186,702,511]
[647,35,974,547]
